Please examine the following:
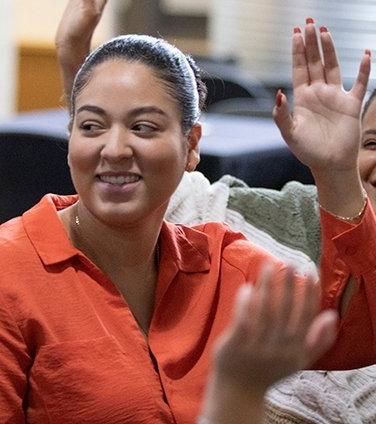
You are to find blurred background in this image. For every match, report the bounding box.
[2,0,376,120]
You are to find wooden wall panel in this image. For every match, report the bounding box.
[16,38,208,113]
[17,43,63,112]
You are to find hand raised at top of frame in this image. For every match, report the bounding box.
[273,19,371,175]
[55,0,108,101]
[56,0,108,48]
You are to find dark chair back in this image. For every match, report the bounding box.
[195,59,275,116]
[0,132,75,223]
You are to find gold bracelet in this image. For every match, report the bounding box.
[319,189,368,222]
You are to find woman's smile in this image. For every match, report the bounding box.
[68,59,194,227]
[96,173,142,197]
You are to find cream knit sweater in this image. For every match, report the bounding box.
[167,171,376,424]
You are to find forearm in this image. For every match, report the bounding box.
[55,0,108,103]
[56,40,91,103]
[315,168,366,317]
[314,199,376,369]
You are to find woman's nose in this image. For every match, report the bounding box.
[100,127,134,162]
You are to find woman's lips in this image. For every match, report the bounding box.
[96,174,141,196]
[98,174,141,185]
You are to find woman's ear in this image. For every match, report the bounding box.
[186,123,202,172]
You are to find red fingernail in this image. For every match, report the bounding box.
[276,89,282,108]
[306,17,314,24]
[293,27,301,34]
[319,26,328,33]
[365,49,371,57]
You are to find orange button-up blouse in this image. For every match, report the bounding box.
[0,194,375,423]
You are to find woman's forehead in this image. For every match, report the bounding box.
[77,61,168,102]
[87,59,159,85]
[74,60,182,120]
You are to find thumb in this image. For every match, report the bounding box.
[272,89,295,145]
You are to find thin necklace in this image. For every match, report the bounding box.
[73,209,160,337]
[73,210,160,267]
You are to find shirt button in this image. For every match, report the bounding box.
[345,246,357,256]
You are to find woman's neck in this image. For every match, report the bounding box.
[60,201,162,266]
[58,201,164,335]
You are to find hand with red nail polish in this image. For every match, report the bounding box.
[273,19,371,220]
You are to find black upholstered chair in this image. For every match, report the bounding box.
[0,131,75,223]
[194,59,275,117]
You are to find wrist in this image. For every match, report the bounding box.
[313,168,366,219]
[200,371,266,424]
[320,188,367,223]
[56,43,91,86]
[311,164,359,180]
[56,42,91,61]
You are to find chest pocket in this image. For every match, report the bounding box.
[27,335,173,424]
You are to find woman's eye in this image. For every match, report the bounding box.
[363,139,376,149]
[133,123,157,135]
[79,122,102,133]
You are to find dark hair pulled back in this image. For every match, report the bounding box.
[70,34,207,134]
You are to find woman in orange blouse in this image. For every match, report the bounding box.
[0,5,374,423]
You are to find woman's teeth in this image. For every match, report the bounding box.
[99,175,140,185]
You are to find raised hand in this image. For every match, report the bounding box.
[215,265,336,390]
[274,19,370,173]
[55,0,108,102]
[274,19,371,218]
[200,265,338,424]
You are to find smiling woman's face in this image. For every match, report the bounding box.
[360,98,376,210]
[68,59,199,228]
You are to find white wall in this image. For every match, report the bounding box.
[15,0,117,45]
[0,0,16,119]
[1,0,211,119]
[162,0,211,15]
[210,0,376,85]
[0,0,119,119]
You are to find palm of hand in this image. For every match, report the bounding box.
[213,270,336,397]
[289,84,362,172]
[76,0,108,21]
[215,334,306,392]
[274,25,370,177]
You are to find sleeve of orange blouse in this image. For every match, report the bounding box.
[0,294,30,421]
[312,199,376,370]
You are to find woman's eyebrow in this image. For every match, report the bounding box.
[76,105,168,118]
[363,129,376,136]
[128,106,167,118]
[76,105,106,116]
